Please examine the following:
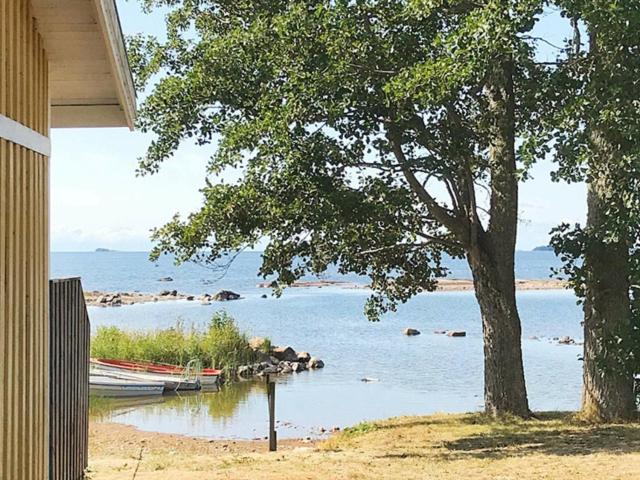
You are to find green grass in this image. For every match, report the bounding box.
[340,421,380,438]
[90,312,262,374]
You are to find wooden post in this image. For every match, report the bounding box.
[266,374,277,451]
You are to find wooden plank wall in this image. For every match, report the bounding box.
[49,278,90,480]
[0,0,51,479]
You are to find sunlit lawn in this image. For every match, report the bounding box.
[88,412,640,480]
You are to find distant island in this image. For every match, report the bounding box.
[533,245,554,252]
[95,248,116,252]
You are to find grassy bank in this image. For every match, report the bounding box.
[91,312,269,373]
[88,412,640,479]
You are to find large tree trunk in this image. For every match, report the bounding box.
[467,58,529,417]
[580,162,636,422]
[468,242,530,417]
[579,30,636,423]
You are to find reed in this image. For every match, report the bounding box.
[90,312,262,373]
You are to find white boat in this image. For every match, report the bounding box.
[91,363,201,392]
[89,375,164,397]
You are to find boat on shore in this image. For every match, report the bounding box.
[90,358,221,391]
[89,375,164,397]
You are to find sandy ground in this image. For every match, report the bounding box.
[88,412,640,480]
[258,278,567,291]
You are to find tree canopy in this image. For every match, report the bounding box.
[130,0,548,319]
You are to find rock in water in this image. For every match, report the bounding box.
[291,362,305,373]
[447,330,466,337]
[308,357,325,369]
[297,351,311,363]
[558,336,575,345]
[158,277,173,282]
[272,346,298,362]
[212,290,241,301]
[403,328,421,336]
[433,330,447,335]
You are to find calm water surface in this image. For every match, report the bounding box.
[54,251,583,439]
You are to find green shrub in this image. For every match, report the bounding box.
[90,312,263,373]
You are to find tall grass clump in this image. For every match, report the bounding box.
[90,312,262,373]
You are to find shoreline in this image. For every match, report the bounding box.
[84,278,568,307]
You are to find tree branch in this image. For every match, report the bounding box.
[385,122,470,241]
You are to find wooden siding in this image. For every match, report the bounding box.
[0,1,51,479]
[49,278,90,480]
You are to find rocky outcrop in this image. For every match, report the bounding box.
[234,345,322,378]
[212,290,241,301]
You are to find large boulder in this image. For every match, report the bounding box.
[272,346,298,362]
[249,337,268,351]
[255,351,272,363]
[403,328,421,336]
[308,357,325,369]
[212,290,241,301]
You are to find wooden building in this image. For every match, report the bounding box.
[0,0,135,478]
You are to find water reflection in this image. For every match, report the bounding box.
[91,379,259,419]
[90,379,304,439]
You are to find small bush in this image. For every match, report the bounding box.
[90,312,263,373]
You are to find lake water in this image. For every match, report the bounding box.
[52,251,584,440]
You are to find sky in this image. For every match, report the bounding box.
[49,1,586,252]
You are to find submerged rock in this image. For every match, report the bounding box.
[403,328,421,336]
[158,277,173,282]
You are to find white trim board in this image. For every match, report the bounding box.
[0,114,51,157]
